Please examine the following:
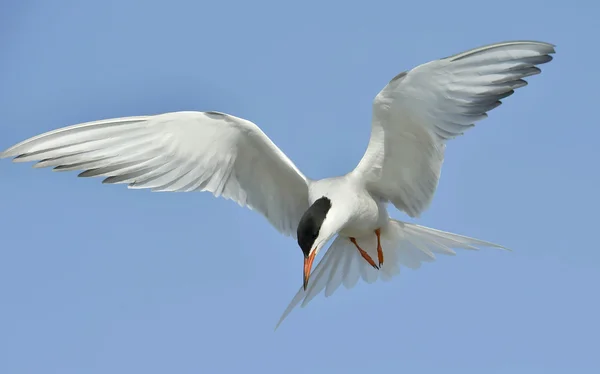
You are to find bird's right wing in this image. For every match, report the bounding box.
[1,111,310,237]
[352,41,555,217]
[275,219,506,329]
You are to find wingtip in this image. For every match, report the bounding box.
[486,242,512,252]
[513,40,557,50]
[540,41,557,50]
[274,313,288,331]
[1,145,26,160]
[529,40,556,49]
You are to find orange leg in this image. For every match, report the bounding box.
[350,237,379,270]
[375,228,384,267]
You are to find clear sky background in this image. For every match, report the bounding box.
[1,0,598,373]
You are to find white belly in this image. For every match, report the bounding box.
[339,197,389,238]
[308,176,390,239]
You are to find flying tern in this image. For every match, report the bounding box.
[1,40,555,328]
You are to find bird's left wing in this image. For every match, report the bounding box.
[1,111,309,237]
[351,41,555,217]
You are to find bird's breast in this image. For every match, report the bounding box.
[308,177,389,238]
[339,194,389,238]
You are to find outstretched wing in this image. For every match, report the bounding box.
[352,41,555,217]
[1,111,309,237]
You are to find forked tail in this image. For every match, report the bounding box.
[275,219,508,329]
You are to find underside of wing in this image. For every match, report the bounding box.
[2,111,309,237]
[353,41,555,217]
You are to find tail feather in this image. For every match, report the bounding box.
[275,219,507,330]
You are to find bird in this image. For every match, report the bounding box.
[1,40,555,328]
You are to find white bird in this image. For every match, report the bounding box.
[1,40,555,328]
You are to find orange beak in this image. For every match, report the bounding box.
[303,249,317,291]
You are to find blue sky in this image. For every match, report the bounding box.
[1,0,598,373]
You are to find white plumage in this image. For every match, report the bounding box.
[1,40,555,328]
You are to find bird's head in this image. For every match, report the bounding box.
[296,196,342,291]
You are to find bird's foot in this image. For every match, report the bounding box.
[350,237,379,270]
[375,228,384,267]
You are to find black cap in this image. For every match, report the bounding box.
[296,196,331,257]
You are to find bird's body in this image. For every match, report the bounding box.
[1,40,556,328]
[309,176,389,239]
